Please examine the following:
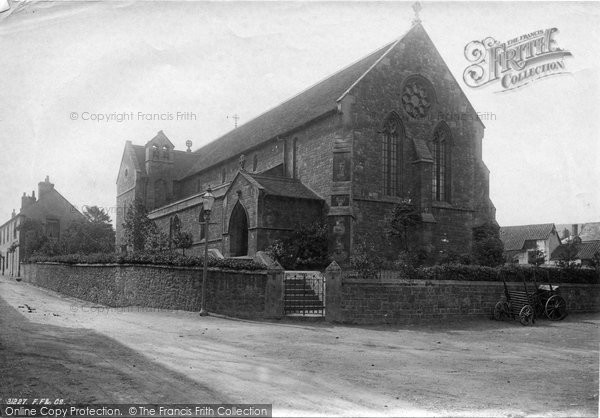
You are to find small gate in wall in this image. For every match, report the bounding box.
[283,271,325,316]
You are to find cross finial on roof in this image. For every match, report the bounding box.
[227,114,240,129]
[412,1,422,25]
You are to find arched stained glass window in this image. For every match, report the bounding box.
[432,123,451,202]
[382,113,404,197]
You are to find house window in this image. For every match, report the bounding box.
[382,112,403,196]
[46,219,60,240]
[432,123,451,202]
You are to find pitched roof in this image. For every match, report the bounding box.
[578,240,600,260]
[132,145,146,174]
[19,187,85,221]
[130,144,198,179]
[551,240,600,261]
[499,223,557,251]
[182,26,424,179]
[145,130,174,148]
[412,137,433,161]
[239,171,322,201]
[172,151,199,179]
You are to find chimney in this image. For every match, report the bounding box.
[572,224,579,237]
[38,175,55,198]
[21,192,28,211]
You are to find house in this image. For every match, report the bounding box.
[0,176,85,276]
[499,223,561,265]
[556,222,600,243]
[550,239,600,267]
[115,21,496,264]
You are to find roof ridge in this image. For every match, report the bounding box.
[249,172,302,182]
[190,38,399,156]
[501,223,555,229]
[337,24,418,102]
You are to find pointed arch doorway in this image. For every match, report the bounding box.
[229,202,248,256]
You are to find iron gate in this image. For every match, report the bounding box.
[283,271,325,316]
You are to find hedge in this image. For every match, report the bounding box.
[413,264,599,284]
[27,252,265,271]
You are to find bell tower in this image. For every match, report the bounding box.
[144,130,175,210]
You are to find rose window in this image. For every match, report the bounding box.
[401,81,431,119]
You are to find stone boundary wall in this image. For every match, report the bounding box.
[325,265,600,324]
[20,263,283,319]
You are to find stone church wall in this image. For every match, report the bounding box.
[257,196,324,251]
[348,25,492,258]
[152,196,227,257]
[168,114,338,257]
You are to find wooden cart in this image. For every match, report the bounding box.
[532,271,568,320]
[493,272,536,326]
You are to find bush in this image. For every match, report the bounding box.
[471,222,505,267]
[265,221,329,270]
[414,264,598,284]
[27,251,265,271]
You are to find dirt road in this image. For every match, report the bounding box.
[0,276,597,416]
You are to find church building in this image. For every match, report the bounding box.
[116,21,496,264]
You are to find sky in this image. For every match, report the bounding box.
[0,1,598,228]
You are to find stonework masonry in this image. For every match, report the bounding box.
[325,270,599,324]
[18,263,600,324]
[116,22,496,264]
[21,263,283,319]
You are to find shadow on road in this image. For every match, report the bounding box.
[0,295,227,403]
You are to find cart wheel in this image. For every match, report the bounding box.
[493,301,510,321]
[519,305,535,326]
[532,294,545,318]
[545,295,568,321]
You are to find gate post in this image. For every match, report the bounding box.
[325,261,342,322]
[264,260,284,319]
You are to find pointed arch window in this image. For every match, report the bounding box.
[432,123,451,202]
[381,113,404,197]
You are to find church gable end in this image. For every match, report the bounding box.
[347,22,495,260]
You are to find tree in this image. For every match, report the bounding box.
[62,220,115,254]
[472,222,505,267]
[62,206,115,254]
[387,199,421,252]
[144,225,170,253]
[83,205,112,224]
[122,199,155,252]
[265,220,329,269]
[528,249,546,267]
[555,240,580,269]
[350,233,385,279]
[173,230,193,256]
[591,252,600,269]
[18,218,49,261]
